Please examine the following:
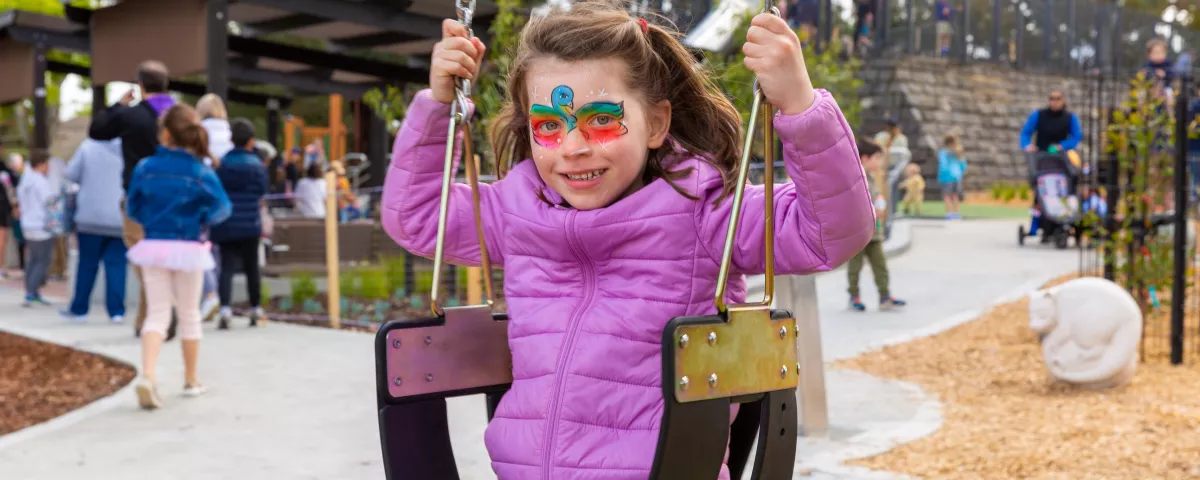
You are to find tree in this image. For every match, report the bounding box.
[706,13,863,131]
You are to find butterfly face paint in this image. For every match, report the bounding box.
[530,85,628,148]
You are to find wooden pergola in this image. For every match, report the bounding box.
[8,0,499,185]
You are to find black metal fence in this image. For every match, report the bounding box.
[1076,68,1200,365]
[857,0,1198,74]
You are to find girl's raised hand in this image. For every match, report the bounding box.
[742,13,815,115]
[430,19,487,104]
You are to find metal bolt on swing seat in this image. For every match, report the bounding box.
[779,326,788,339]
[679,376,690,390]
[392,339,401,349]
[425,374,434,382]
[708,332,717,345]
[679,334,689,348]
[394,377,403,387]
[425,336,433,346]
[780,365,788,378]
[709,373,718,387]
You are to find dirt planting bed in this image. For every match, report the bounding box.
[0,331,135,435]
[837,275,1200,479]
[238,295,509,333]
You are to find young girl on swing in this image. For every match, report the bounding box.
[382,2,875,478]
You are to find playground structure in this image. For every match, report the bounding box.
[283,94,349,163]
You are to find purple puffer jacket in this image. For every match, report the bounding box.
[382,89,874,480]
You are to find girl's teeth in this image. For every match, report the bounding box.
[566,170,604,181]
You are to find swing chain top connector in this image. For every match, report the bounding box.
[430,0,496,317]
[713,3,782,314]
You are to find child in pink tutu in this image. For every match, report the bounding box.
[125,104,231,409]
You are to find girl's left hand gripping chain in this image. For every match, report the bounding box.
[741,13,816,116]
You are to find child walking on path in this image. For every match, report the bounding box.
[125,105,231,409]
[16,151,61,306]
[938,134,968,219]
[848,139,906,311]
[211,119,269,329]
[381,3,875,478]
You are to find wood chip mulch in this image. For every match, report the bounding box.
[0,331,136,435]
[836,275,1200,479]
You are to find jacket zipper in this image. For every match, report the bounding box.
[542,210,596,479]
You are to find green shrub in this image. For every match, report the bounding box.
[990,182,1005,200]
[382,255,407,291]
[290,273,319,305]
[261,282,272,302]
[416,270,434,293]
[1017,184,1031,201]
[361,268,391,301]
[1001,187,1017,202]
[340,268,364,299]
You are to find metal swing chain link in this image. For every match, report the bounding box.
[431,0,496,316]
[714,4,781,314]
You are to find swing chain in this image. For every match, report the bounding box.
[455,0,477,104]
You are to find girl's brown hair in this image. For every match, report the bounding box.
[160,104,211,161]
[487,0,743,203]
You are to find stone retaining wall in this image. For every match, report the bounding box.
[858,56,1090,192]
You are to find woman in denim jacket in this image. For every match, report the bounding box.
[125,104,232,410]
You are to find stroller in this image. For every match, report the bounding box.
[1018,152,1085,249]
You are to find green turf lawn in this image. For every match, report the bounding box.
[904,201,1031,219]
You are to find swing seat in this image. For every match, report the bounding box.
[374,304,801,480]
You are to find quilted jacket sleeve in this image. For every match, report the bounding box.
[698,89,875,276]
[380,89,506,267]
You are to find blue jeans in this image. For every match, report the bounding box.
[68,232,127,317]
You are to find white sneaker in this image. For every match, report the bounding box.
[135,377,162,410]
[201,295,220,323]
[183,383,208,397]
[110,315,124,324]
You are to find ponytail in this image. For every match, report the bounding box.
[160,104,212,163]
[185,124,212,162]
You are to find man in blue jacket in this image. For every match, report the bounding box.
[211,119,269,330]
[1020,89,1083,154]
[1020,89,1083,239]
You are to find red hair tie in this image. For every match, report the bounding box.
[637,18,649,34]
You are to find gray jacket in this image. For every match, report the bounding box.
[66,138,125,237]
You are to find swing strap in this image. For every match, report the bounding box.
[429,0,496,316]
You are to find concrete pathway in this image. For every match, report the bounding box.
[0,219,1077,480]
[743,218,1078,479]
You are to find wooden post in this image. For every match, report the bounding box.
[467,267,483,305]
[329,94,345,161]
[325,163,341,328]
[775,275,828,437]
[465,154,486,306]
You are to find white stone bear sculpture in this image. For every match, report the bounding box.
[1028,277,1142,389]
